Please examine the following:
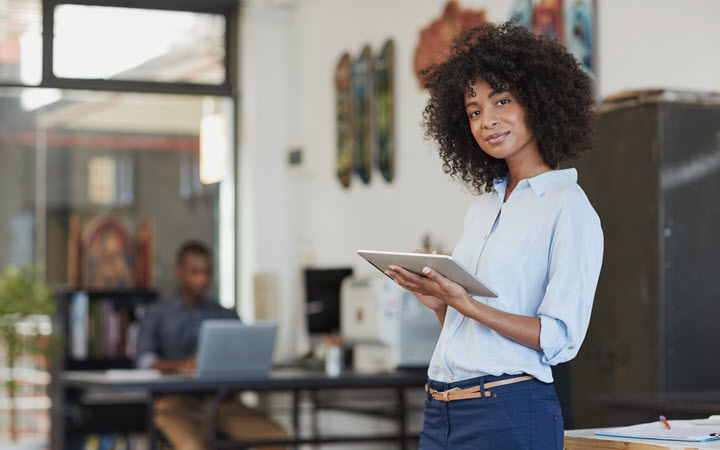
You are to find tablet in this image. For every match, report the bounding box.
[357,250,499,298]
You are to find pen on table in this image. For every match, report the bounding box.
[659,415,671,429]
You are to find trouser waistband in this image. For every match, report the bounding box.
[425,375,534,402]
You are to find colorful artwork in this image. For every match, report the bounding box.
[81,217,133,290]
[133,218,154,289]
[564,0,595,76]
[351,45,373,184]
[374,39,395,183]
[532,0,564,43]
[507,0,595,85]
[510,0,532,29]
[414,1,487,88]
[335,52,353,188]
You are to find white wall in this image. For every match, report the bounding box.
[597,0,720,97]
[238,3,302,357]
[238,0,720,359]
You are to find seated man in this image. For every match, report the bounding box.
[136,240,286,450]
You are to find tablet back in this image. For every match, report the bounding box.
[196,320,277,377]
[357,250,498,298]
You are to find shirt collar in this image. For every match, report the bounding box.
[171,293,211,309]
[492,175,509,200]
[527,168,577,196]
[493,168,577,198]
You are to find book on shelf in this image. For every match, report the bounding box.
[125,322,140,360]
[84,434,100,450]
[68,293,148,362]
[70,291,88,360]
[68,433,147,450]
[88,301,100,358]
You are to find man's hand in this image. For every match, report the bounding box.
[151,355,198,374]
[178,354,197,373]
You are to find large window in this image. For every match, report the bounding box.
[53,5,226,85]
[0,89,233,295]
[0,0,237,300]
[0,1,237,445]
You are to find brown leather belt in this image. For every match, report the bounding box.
[425,375,534,402]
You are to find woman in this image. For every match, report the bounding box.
[386,22,603,449]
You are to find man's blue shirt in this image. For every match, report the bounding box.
[136,294,238,369]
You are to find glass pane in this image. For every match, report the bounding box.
[53,5,226,85]
[0,87,233,294]
[2,86,234,445]
[0,89,37,268]
[0,0,43,85]
[0,88,40,445]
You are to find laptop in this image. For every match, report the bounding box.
[194,320,278,377]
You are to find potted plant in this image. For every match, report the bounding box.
[0,265,56,445]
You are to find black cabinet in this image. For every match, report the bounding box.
[571,92,720,427]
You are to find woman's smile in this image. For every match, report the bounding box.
[486,131,510,144]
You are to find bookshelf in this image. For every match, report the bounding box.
[51,289,158,450]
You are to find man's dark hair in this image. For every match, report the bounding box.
[176,240,212,266]
[421,21,595,194]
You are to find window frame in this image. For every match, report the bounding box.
[0,0,237,95]
[0,0,240,307]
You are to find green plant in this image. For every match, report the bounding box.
[0,265,56,442]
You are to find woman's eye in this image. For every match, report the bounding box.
[497,99,510,106]
[469,110,481,118]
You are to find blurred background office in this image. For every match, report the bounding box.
[0,0,719,448]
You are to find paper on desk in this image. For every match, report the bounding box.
[596,420,720,442]
[105,369,161,380]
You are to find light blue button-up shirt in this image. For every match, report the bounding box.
[427,168,603,383]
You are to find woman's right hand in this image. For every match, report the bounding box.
[387,249,447,317]
[408,249,445,309]
[410,289,446,312]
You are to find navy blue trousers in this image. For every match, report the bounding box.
[419,374,563,450]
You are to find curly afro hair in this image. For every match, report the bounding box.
[421,21,595,194]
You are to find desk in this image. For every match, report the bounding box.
[565,419,720,450]
[62,368,427,449]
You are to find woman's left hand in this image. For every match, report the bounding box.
[386,265,471,313]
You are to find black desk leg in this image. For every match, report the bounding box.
[310,390,319,445]
[147,392,158,450]
[397,388,407,450]
[207,389,228,450]
[292,390,300,450]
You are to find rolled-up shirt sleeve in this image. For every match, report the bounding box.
[135,305,160,369]
[538,198,603,365]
